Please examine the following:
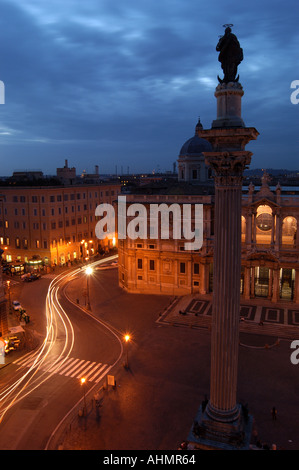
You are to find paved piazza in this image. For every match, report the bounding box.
[157,295,299,340]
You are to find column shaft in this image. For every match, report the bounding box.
[208,183,242,420]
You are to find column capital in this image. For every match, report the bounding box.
[204,150,252,186]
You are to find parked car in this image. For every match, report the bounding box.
[24,273,41,282]
[12,300,22,311]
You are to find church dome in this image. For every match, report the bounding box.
[179,134,212,156]
[179,118,212,156]
[177,118,213,184]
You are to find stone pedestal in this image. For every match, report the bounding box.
[188,82,259,449]
[212,82,245,128]
[188,404,253,450]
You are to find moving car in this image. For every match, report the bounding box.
[12,300,22,311]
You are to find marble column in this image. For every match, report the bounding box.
[188,81,259,449]
[207,167,243,421]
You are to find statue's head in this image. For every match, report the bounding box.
[225,26,231,34]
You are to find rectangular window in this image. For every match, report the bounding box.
[137,258,143,269]
[180,262,186,274]
[194,263,199,275]
[149,260,155,271]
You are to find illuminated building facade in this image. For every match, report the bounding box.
[118,127,299,304]
[0,183,121,269]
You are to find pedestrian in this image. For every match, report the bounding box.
[271,406,277,420]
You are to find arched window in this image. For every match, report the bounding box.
[256,205,272,245]
[241,216,246,242]
[282,216,297,246]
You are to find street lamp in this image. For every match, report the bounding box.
[80,377,87,414]
[124,334,131,368]
[85,266,93,310]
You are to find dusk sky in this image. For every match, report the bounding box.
[0,0,298,176]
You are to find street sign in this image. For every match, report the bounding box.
[107,375,115,387]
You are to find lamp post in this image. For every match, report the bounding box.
[85,266,93,310]
[80,377,87,415]
[6,281,12,314]
[124,334,130,368]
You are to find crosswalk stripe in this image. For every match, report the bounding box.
[95,365,111,383]
[47,356,68,373]
[64,359,85,377]
[84,362,104,379]
[14,351,39,367]
[37,355,59,371]
[13,354,110,382]
[70,360,91,378]
[13,350,36,365]
[59,358,79,375]
[57,357,76,375]
[75,361,96,378]
[16,352,42,370]
[89,364,108,382]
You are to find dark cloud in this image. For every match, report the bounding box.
[0,0,297,175]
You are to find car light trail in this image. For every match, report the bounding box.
[0,255,121,427]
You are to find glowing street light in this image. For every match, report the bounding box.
[80,377,87,414]
[124,334,131,369]
[85,266,93,310]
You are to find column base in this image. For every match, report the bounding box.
[187,404,253,450]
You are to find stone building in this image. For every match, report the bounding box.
[117,123,299,304]
[0,182,121,269]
